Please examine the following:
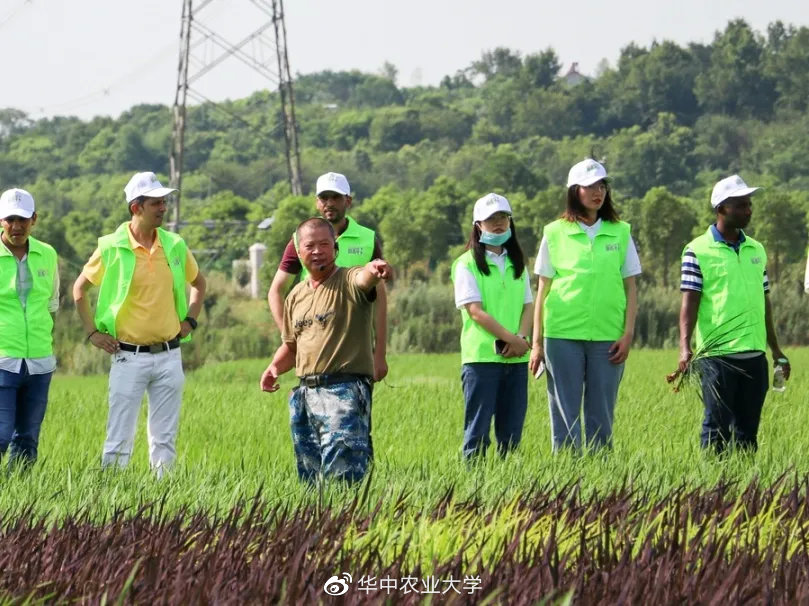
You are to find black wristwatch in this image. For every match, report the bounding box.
[184,316,198,330]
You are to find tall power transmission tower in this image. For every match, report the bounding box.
[169,0,303,232]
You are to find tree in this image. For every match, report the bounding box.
[635,187,698,287]
[694,19,776,117]
[747,190,807,282]
[520,49,561,89]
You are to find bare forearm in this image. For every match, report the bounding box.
[764,296,783,353]
[270,342,297,376]
[72,278,96,335]
[532,277,551,345]
[374,282,388,355]
[623,277,637,338]
[468,307,519,342]
[518,303,532,339]
[187,275,206,319]
[679,292,699,348]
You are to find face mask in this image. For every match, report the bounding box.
[479,228,511,246]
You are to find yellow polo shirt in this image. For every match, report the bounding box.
[83,225,199,344]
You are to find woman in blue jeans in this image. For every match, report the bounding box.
[451,193,532,459]
[529,159,640,452]
[0,188,59,469]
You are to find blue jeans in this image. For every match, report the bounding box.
[544,338,624,452]
[461,362,528,458]
[0,362,53,467]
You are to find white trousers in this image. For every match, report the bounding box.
[102,347,185,474]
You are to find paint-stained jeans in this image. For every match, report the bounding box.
[288,378,372,483]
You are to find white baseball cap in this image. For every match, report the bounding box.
[473,193,512,223]
[0,188,35,219]
[567,159,608,187]
[315,172,351,196]
[710,175,760,208]
[124,172,177,203]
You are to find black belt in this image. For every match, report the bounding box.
[119,337,180,354]
[299,373,370,388]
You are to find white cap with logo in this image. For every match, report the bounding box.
[315,172,351,196]
[0,188,36,219]
[124,172,177,203]
[567,159,608,188]
[710,175,760,208]
[473,193,512,223]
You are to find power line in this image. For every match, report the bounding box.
[0,0,32,31]
[169,0,303,234]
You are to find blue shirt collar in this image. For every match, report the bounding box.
[710,224,746,250]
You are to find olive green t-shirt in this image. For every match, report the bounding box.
[282,266,376,378]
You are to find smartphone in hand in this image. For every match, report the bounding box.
[494,339,507,355]
[534,361,546,379]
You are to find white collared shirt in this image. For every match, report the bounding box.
[533,219,642,279]
[454,248,533,309]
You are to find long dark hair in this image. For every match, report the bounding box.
[561,181,620,223]
[465,218,526,279]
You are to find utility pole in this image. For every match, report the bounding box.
[272,0,303,195]
[169,0,192,232]
[169,0,303,231]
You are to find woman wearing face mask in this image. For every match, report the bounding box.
[530,159,640,452]
[451,193,532,459]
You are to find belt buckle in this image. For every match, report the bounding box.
[303,375,321,388]
[148,343,165,354]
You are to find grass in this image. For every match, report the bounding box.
[1,349,809,602]
[3,349,807,519]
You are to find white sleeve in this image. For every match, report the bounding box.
[621,236,642,278]
[523,271,534,304]
[453,264,482,309]
[533,236,555,278]
[49,268,60,313]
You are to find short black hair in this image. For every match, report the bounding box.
[296,217,336,242]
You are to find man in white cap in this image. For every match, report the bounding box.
[267,172,389,382]
[0,188,59,469]
[72,172,206,476]
[678,174,790,454]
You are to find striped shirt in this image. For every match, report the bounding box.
[681,241,769,294]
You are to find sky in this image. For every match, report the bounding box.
[2,0,808,120]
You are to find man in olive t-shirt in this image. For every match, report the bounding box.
[260,218,391,483]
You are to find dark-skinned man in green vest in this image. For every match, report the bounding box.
[267,172,388,383]
[73,172,206,477]
[0,188,59,469]
[679,174,791,454]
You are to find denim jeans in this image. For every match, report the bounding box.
[544,338,624,452]
[289,378,373,484]
[0,361,53,467]
[461,362,528,458]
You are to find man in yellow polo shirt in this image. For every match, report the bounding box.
[73,172,206,476]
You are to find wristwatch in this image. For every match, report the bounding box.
[184,316,198,330]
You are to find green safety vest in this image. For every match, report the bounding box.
[686,228,767,355]
[451,249,529,364]
[0,234,58,358]
[543,219,630,341]
[293,216,376,279]
[95,223,190,342]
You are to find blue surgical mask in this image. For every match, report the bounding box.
[479,228,511,246]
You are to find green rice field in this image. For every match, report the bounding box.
[2,349,809,603]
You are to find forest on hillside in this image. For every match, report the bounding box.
[3,18,809,366]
